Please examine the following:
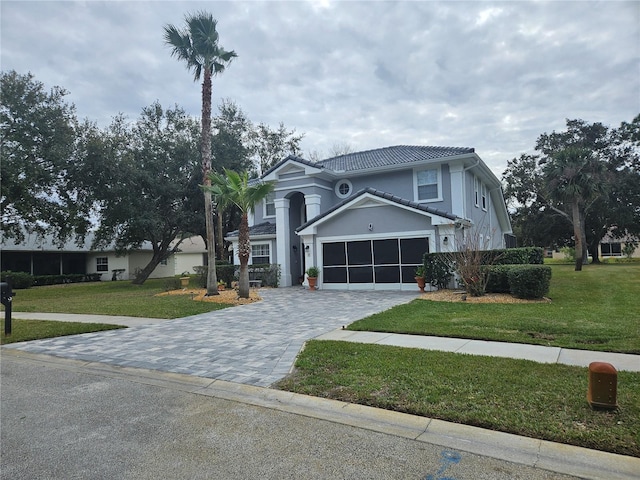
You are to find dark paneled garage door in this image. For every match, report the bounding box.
[322,237,429,287]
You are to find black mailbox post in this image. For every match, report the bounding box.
[1,281,13,336]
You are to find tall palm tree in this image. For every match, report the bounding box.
[206,169,274,298]
[164,11,237,295]
[544,147,608,271]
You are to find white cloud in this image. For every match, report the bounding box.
[1,0,638,178]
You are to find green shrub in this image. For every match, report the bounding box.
[560,246,575,262]
[490,247,544,265]
[485,265,512,293]
[33,274,88,286]
[164,277,181,291]
[423,253,453,289]
[193,263,281,288]
[249,264,281,287]
[194,264,236,288]
[507,265,552,299]
[0,271,34,289]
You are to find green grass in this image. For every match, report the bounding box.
[276,340,640,457]
[348,264,640,353]
[1,319,124,344]
[7,278,231,319]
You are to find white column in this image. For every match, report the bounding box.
[449,162,465,219]
[300,233,315,288]
[275,198,291,286]
[439,226,456,253]
[304,194,322,222]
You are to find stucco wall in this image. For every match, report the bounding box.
[315,205,434,238]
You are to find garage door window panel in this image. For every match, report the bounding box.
[375,265,400,283]
[400,238,429,264]
[323,242,346,266]
[348,266,373,283]
[324,267,347,283]
[347,241,372,265]
[373,239,399,264]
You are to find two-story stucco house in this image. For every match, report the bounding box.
[226,145,513,291]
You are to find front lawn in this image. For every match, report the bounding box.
[6,278,232,319]
[348,264,640,353]
[1,319,124,344]
[276,340,640,457]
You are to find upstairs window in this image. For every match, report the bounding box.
[335,179,353,199]
[415,167,440,202]
[474,176,480,207]
[264,192,276,217]
[481,183,487,210]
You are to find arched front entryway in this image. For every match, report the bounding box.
[287,192,307,284]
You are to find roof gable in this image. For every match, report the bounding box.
[261,155,323,181]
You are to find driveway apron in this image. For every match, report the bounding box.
[4,289,418,387]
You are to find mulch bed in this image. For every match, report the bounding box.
[420,289,551,304]
[156,288,261,306]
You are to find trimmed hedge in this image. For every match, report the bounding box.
[507,265,552,299]
[422,247,549,298]
[484,265,512,293]
[480,247,544,265]
[0,271,34,289]
[0,272,103,289]
[194,263,281,288]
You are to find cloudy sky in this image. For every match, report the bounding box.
[1,0,638,177]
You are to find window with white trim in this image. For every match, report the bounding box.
[481,183,487,210]
[415,167,440,201]
[96,257,108,272]
[474,176,479,207]
[601,242,622,256]
[264,192,275,218]
[251,243,270,264]
[335,179,353,199]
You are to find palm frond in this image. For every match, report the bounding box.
[165,12,237,81]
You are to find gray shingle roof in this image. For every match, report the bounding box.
[261,146,474,178]
[226,221,276,239]
[296,187,460,232]
[317,145,474,173]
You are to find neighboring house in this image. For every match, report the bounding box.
[547,233,640,260]
[1,234,206,280]
[226,145,513,290]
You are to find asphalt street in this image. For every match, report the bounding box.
[1,353,581,480]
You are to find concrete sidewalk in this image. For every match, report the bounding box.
[11,311,168,327]
[316,329,640,372]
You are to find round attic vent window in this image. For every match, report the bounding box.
[335,179,352,198]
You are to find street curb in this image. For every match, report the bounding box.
[3,349,638,480]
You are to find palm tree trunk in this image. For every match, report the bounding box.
[238,213,250,298]
[216,208,224,261]
[202,69,218,295]
[580,210,589,265]
[572,202,583,271]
